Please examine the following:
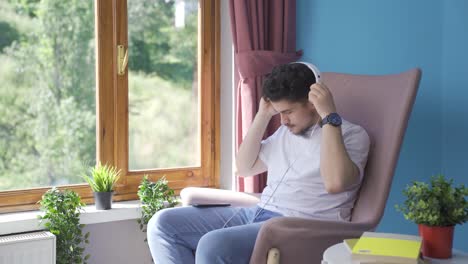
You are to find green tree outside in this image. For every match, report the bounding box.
[0,0,199,190]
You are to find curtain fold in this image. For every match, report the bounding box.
[229,0,302,193]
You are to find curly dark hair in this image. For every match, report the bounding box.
[262,63,317,102]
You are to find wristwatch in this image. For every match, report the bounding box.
[320,113,342,127]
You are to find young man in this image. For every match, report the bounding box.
[147,62,370,264]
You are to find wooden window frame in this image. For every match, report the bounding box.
[0,0,220,213]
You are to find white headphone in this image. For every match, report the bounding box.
[292,61,321,83]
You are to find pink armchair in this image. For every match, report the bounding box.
[181,68,422,264]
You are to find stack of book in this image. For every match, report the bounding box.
[343,232,426,264]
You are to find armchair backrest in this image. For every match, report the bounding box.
[321,69,421,226]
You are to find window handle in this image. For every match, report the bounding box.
[117,45,128,76]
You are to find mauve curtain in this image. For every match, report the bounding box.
[229,0,302,193]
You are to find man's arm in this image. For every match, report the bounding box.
[309,82,360,194]
[320,125,360,193]
[235,98,277,177]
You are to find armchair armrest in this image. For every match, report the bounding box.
[180,187,261,207]
[249,217,374,264]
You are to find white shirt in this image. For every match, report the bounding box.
[258,119,370,221]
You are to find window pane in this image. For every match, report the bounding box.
[0,0,96,191]
[128,0,200,170]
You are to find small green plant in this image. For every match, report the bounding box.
[395,174,468,226]
[82,162,121,192]
[38,188,90,264]
[137,176,179,233]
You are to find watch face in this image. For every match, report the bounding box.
[328,113,342,126]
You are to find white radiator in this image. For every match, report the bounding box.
[0,231,55,264]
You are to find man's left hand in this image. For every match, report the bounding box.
[308,82,337,119]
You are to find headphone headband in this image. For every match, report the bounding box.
[292,61,321,83]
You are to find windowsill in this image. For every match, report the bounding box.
[0,200,142,236]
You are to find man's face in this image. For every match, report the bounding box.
[270,99,319,135]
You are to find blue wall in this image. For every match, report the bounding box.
[297,0,467,250]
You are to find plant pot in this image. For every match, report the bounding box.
[94,191,113,210]
[418,224,454,259]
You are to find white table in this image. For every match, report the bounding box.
[322,242,468,264]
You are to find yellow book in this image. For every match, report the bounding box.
[343,238,359,253]
[351,232,422,264]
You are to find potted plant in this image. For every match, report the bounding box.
[38,188,90,264]
[83,162,121,210]
[137,175,179,235]
[396,174,467,259]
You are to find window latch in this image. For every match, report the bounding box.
[117,45,128,76]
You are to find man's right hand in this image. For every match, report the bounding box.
[258,97,278,118]
[236,97,272,176]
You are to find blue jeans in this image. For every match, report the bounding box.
[147,205,282,264]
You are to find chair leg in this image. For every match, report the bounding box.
[266,248,280,264]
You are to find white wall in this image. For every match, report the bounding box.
[82,2,233,263]
[83,220,152,264]
[218,0,234,191]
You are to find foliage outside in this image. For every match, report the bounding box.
[38,188,90,264]
[128,73,199,170]
[0,0,96,190]
[82,162,120,192]
[127,0,199,170]
[137,176,178,234]
[395,175,468,226]
[0,0,199,191]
